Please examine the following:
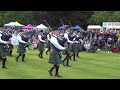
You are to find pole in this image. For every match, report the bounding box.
[44,20,51,30]
[60,19,64,26]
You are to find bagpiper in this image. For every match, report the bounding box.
[62,29,73,66]
[48,28,66,77]
[0,28,10,69]
[38,30,47,58]
[16,29,28,62]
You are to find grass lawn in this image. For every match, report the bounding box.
[0,47,120,79]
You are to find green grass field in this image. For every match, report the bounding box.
[0,47,120,79]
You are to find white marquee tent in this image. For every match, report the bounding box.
[35,24,48,30]
[87,25,102,30]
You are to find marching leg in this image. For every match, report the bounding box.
[16,54,21,62]
[73,52,76,61]
[38,52,41,58]
[48,65,56,76]
[22,54,26,62]
[62,56,68,66]
[9,50,12,56]
[55,65,62,77]
[41,51,43,58]
[2,58,7,69]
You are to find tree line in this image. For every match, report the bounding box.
[0,11,120,29]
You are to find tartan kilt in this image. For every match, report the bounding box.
[76,43,80,51]
[49,49,61,65]
[71,43,78,52]
[17,43,26,54]
[0,44,8,57]
[39,42,45,51]
[64,44,71,56]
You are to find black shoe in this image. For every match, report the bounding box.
[48,69,53,76]
[66,64,72,67]
[73,60,77,61]
[55,74,62,77]
[2,67,8,69]
[22,60,26,62]
[61,61,65,66]
[16,57,18,62]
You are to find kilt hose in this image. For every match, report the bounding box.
[0,44,8,57]
[17,43,26,54]
[49,43,62,65]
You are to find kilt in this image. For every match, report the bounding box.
[48,43,61,65]
[39,42,45,51]
[71,43,78,52]
[17,43,26,54]
[0,44,8,57]
[64,44,71,56]
[76,43,81,51]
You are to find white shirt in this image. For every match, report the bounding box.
[0,32,8,44]
[17,34,27,44]
[50,35,65,50]
[38,34,46,43]
[47,34,50,41]
[64,32,73,44]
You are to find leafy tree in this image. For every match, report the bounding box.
[3,11,36,25]
[88,11,112,25]
[108,11,120,22]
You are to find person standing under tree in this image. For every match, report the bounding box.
[48,28,66,77]
[16,29,28,62]
[0,28,10,69]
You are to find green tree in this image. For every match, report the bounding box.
[3,11,36,25]
[108,11,120,22]
[88,11,113,25]
[0,11,7,26]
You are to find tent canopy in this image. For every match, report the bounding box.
[74,25,81,30]
[22,24,34,29]
[58,24,69,30]
[4,21,24,26]
[87,25,102,29]
[35,24,48,30]
[58,26,65,30]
